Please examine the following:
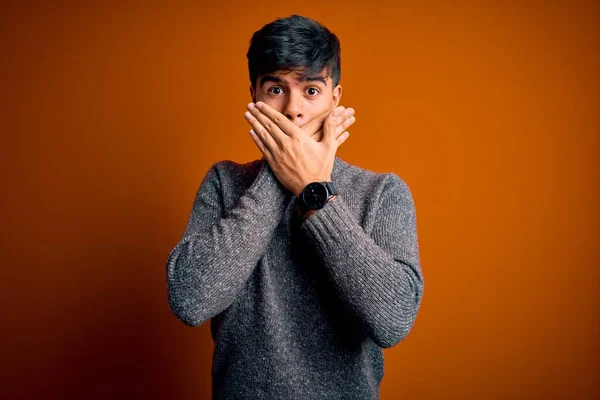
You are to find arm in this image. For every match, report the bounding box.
[166,160,289,327]
[299,174,424,348]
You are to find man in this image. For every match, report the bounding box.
[166,14,424,400]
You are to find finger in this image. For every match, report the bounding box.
[249,129,272,158]
[333,108,354,130]
[325,107,356,140]
[335,115,356,137]
[329,106,345,125]
[245,110,279,152]
[335,131,350,147]
[252,102,295,139]
[323,106,346,142]
[247,103,287,146]
[342,107,355,117]
[333,106,346,119]
[312,114,354,142]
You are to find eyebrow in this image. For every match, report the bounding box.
[259,74,327,88]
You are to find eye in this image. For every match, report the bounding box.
[267,86,284,95]
[306,87,320,96]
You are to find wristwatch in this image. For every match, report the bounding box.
[297,181,338,214]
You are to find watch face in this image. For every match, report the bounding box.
[302,182,328,209]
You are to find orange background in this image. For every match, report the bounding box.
[1,1,598,399]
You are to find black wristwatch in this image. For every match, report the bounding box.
[297,181,338,214]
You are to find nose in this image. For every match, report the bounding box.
[282,90,303,122]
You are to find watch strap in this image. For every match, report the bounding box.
[324,181,338,197]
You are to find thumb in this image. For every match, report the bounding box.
[311,128,324,141]
[301,107,336,137]
[301,116,325,137]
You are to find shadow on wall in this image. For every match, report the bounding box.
[7,203,214,399]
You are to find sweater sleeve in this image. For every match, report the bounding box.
[166,160,289,327]
[299,174,424,348]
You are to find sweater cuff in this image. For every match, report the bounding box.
[299,196,357,244]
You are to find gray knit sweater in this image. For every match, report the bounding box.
[166,156,424,400]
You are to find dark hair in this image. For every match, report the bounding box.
[247,15,341,88]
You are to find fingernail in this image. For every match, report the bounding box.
[247,103,255,111]
[349,116,355,123]
[256,102,263,109]
[244,111,252,119]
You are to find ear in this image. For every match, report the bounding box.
[332,84,342,108]
[249,85,256,103]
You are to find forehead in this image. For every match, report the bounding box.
[259,68,330,85]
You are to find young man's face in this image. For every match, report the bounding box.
[249,68,342,140]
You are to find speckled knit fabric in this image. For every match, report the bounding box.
[166,156,424,400]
